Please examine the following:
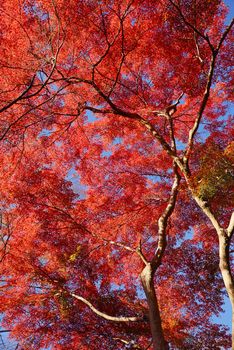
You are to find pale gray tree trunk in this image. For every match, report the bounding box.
[141,264,169,350]
[193,198,234,349]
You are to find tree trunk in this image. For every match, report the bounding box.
[140,264,168,350]
[219,232,234,350]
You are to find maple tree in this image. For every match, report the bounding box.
[0,0,233,349]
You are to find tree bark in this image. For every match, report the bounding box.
[140,264,168,350]
[191,197,234,348]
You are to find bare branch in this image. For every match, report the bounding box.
[216,17,234,51]
[193,32,203,64]
[107,240,135,252]
[91,12,122,82]
[0,83,69,142]
[38,203,138,256]
[227,212,234,238]
[183,53,216,170]
[183,18,234,171]
[193,196,224,235]
[168,0,213,50]
[165,92,184,153]
[85,95,175,158]
[71,293,141,322]
[152,164,181,268]
[0,75,36,114]
[136,240,148,265]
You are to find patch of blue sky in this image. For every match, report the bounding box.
[145,174,164,184]
[197,121,211,140]
[37,71,61,93]
[101,137,122,157]
[175,139,186,151]
[174,227,194,248]
[55,140,63,148]
[224,0,234,23]
[38,128,56,138]
[66,167,87,199]
[136,282,145,300]
[0,314,18,349]
[144,168,173,185]
[85,110,97,124]
[101,150,112,158]
[37,70,47,83]
[94,277,102,291]
[110,282,125,292]
[212,296,232,331]
[113,137,123,145]
[142,74,154,88]
[25,3,50,21]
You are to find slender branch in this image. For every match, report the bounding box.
[0,75,36,114]
[168,0,213,50]
[71,293,141,322]
[0,12,66,115]
[183,53,216,170]
[152,164,181,269]
[183,17,234,170]
[113,337,130,345]
[194,32,203,64]
[192,195,224,235]
[165,92,184,152]
[39,203,138,255]
[84,102,175,158]
[227,212,234,238]
[91,13,122,82]
[107,3,135,97]
[107,240,135,252]
[145,340,153,350]
[0,83,69,141]
[216,18,234,51]
[136,240,148,265]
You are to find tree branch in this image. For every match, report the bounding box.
[0,75,36,114]
[168,0,214,50]
[152,164,181,269]
[192,196,223,235]
[183,17,234,170]
[136,240,148,265]
[216,17,234,51]
[227,212,234,238]
[71,293,141,322]
[183,52,216,170]
[84,101,175,158]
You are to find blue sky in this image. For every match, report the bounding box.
[225,0,234,22]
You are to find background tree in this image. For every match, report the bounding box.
[0,0,233,349]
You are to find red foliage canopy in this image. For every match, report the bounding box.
[0,0,233,349]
